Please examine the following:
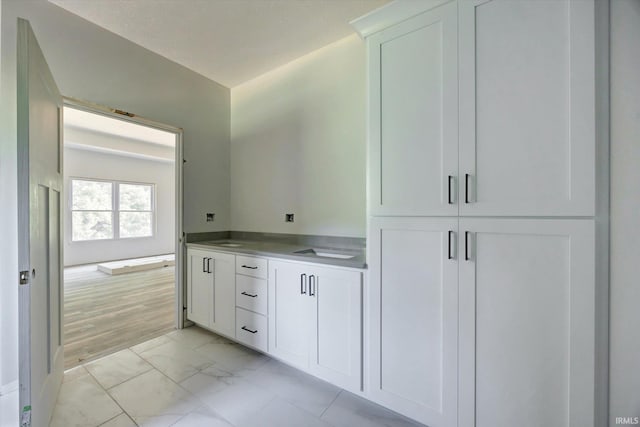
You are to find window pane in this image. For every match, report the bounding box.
[72,180,112,210]
[72,211,113,241]
[120,184,152,211]
[119,212,152,238]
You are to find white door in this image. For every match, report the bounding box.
[17,18,64,427]
[210,251,235,337]
[368,0,458,216]
[186,249,213,327]
[459,0,595,216]
[458,218,595,427]
[368,217,458,426]
[308,266,362,392]
[268,261,309,368]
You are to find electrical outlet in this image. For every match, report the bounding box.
[285,213,294,223]
[206,213,215,222]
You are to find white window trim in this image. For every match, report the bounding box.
[70,177,156,242]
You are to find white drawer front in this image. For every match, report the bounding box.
[236,255,268,279]
[236,275,267,315]
[235,308,268,352]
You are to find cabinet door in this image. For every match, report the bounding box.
[308,266,362,392]
[459,0,595,216]
[268,261,310,368]
[368,0,458,216]
[368,217,458,426]
[458,219,595,427]
[186,249,213,327]
[210,251,236,337]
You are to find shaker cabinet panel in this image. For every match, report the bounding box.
[458,219,595,427]
[186,248,235,337]
[308,266,362,392]
[268,260,363,391]
[211,251,236,337]
[369,1,458,216]
[368,217,459,427]
[459,0,595,216]
[268,261,310,369]
[186,249,214,327]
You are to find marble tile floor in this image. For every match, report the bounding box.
[50,326,424,427]
[0,388,18,427]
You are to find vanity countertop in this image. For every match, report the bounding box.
[186,239,366,269]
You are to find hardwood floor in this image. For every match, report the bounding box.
[64,264,176,369]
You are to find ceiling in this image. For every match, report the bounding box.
[49,0,389,88]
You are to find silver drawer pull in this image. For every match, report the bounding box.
[241,326,258,334]
[242,265,258,270]
[241,291,258,298]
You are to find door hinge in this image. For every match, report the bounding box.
[19,270,29,285]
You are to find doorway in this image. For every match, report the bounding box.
[61,102,183,368]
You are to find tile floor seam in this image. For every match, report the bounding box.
[138,350,217,385]
[83,367,131,426]
[101,364,156,391]
[95,412,134,427]
[133,357,204,402]
[319,389,343,419]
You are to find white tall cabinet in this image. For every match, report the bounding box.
[352,0,603,426]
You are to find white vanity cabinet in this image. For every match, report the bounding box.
[186,248,235,337]
[268,260,363,392]
[234,255,269,352]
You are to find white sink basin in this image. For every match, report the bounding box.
[214,242,243,248]
[294,249,355,259]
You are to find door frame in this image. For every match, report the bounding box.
[62,97,186,329]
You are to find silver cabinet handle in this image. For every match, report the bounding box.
[206,258,212,273]
[448,230,455,260]
[242,265,258,270]
[300,273,307,295]
[309,275,316,297]
[448,175,454,204]
[241,291,258,298]
[202,257,206,273]
[241,326,258,334]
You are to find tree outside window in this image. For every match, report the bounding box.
[71,179,154,241]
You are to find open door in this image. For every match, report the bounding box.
[17,18,64,427]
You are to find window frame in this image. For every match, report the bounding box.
[69,177,156,242]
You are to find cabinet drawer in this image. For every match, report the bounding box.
[236,255,268,279]
[235,308,267,352]
[236,275,267,315]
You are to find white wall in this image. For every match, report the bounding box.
[610,0,640,423]
[231,35,366,237]
[64,147,175,266]
[0,0,229,390]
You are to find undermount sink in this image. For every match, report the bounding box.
[214,242,243,248]
[294,249,355,260]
